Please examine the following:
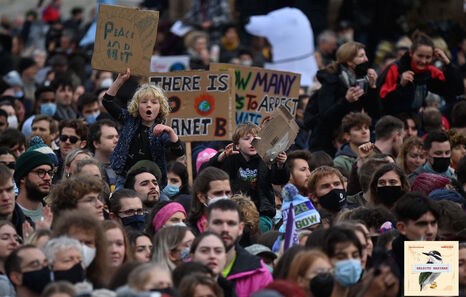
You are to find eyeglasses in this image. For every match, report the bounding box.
[59,135,80,144]
[31,169,54,178]
[119,208,144,217]
[0,162,15,169]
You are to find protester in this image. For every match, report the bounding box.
[108,188,145,231]
[103,68,184,189]
[126,230,152,263]
[102,220,132,282]
[396,136,425,175]
[368,163,410,209]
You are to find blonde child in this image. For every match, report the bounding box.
[103,68,184,188]
[204,122,289,230]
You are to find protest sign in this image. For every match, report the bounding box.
[252,105,299,165]
[210,63,301,126]
[91,4,159,76]
[150,55,190,72]
[148,70,235,142]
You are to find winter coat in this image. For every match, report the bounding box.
[379,51,463,115]
[205,152,289,218]
[333,143,358,175]
[306,67,380,156]
[227,245,273,297]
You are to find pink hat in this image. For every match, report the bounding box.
[152,202,187,232]
[411,173,450,195]
[196,148,217,173]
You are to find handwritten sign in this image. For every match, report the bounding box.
[150,55,190,72]
[91,4,159,76]
[210,63,301,126]
[148,70,235,141]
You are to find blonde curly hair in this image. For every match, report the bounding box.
[127,83,170,122]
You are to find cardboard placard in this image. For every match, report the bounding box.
[210,63,301,126]
[91,4,159,77]
[150,55,190,72]
[404,241,458,296]
[251,105,299,165]
[148,70,235,142]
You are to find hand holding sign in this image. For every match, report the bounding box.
[275,151,287,168]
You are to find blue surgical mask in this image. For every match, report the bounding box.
[84,111,100,125]
[162,184,180,198]
[120,214,145,231]
[180,247,191,262]
[40,102,57,116]
[334,259,362,287]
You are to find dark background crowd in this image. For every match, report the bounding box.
[0,0,465,297]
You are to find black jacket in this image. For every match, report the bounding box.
[205,152,289,218]
[306,67,381,156]
[11,203,34,238]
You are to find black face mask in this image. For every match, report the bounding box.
[376,186,404,208]
[310,272,334,297]
[151,287,176,296]
[54,263,85,284]
[120,214,145,231]
[318,189,346,212]
[354,61,369,77]
[432,157,450,173]
[22,266,54,294]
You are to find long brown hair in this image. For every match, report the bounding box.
[102,220,133,264]
[327,41,365,74]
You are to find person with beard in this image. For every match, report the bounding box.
[286,150,312,196]
[368,163,410,210]
[206,199,272,297]
[378,31,463,116]
[307,166,347,220]
[125,164,165,212]
[373,116,404,158]
[408,131,455,184]
[14,150,54,223]
[305,41,380,156]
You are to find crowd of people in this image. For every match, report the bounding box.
[0,0,465,297]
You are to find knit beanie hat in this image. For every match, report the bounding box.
[127,160,162,183]
[14,150,54,185]
[411,173,450,195]
[27,136,58,166]
[196,148,217,173]
[429,189,465,204]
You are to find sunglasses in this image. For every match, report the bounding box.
[59,135,80,144]
[0,162,15,169]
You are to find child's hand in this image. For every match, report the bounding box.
[107,68,131,96]
[276,151,287,168]
[116,68,131,82]
[218,143,239,162]
[153,124,170,136]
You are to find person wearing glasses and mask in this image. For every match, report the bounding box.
[14,150,54,223]
[53,119,88,183]
[108,189,145,231]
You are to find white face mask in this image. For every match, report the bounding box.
[7,115,18,129]
[207,195,229,205]
[81,244,96,268]
[171,222,186,227]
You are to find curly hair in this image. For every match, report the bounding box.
[50,175,103,217]
[127,84,170,122]
[231,193,260,235]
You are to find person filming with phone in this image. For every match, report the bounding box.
[306,41,381,156]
